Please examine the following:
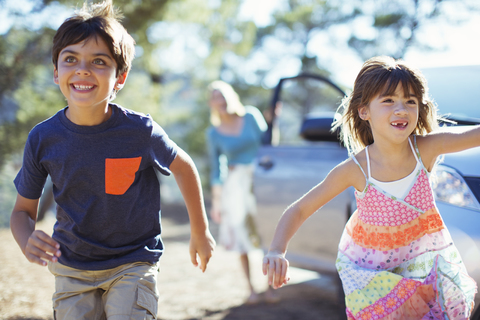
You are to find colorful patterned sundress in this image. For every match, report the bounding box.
[336,136,477,320]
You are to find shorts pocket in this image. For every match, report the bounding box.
[136,283,158,318]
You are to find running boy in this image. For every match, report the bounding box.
[10,1,215,318]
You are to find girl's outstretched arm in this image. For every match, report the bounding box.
[262,158,361,289]
[419,125,480,171]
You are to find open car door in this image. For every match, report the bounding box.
[254,74,354,272]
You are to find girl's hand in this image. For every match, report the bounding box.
[24,230,61,267]
[262,251,290,289]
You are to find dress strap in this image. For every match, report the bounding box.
[351,154,367,180]
[411,135,425,167]
[408,136,419,163]
[365,145,371,180]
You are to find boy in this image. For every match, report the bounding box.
[10,1,215,319]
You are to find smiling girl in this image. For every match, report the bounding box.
[263,56,478,319]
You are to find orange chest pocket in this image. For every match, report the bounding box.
[105,157,142,195]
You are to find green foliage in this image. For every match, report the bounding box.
[0,23,58,165]
[1,0,479,184]
[374,14,404,27]
[0,27,55,97]
[343,0,458,60]
[115,71,163,120]
[0,37,64,167]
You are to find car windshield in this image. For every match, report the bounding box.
[421,65,480,120]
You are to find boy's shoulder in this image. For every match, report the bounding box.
[113,104,157,126]
[114,104,149,119]
[28,108,65,137]
[112,105,174,142]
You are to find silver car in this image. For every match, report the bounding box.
[254,67,480,318]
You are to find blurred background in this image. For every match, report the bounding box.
[1,0,480,226]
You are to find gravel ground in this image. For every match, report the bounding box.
[0,203,346,320]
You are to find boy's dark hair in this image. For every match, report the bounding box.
[52,0,135,76]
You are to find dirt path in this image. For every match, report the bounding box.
[0,205,345,320]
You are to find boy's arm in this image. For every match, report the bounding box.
[169,148,216,273]
[10,193,61,266]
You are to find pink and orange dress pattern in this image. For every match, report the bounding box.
[336,137,477,319]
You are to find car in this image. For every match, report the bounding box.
[253,66,480,318]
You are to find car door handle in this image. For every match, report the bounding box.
[258,156,274,170]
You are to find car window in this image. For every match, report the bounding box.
[422,65,480,119]
[275,78,345,146]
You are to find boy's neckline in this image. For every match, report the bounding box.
[65,103,113,126]
[59,103,119,134]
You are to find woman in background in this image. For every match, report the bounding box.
[206,80,277,304]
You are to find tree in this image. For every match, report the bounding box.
[0,26,63,167]
[0,0,260,165]
[239,0,479,89]
[1,0,479,167]
[345,0,480,60]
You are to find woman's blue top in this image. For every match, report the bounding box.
[206,106,267,185]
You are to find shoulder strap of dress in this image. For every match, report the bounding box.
[408,136,419,163]
[351,153,367,180]
[365,145,371,179]
[410,135,425,167]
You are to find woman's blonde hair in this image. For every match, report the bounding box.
[333,56,440,155]
[208,80,246,126]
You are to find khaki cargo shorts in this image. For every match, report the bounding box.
[48,261,159,320]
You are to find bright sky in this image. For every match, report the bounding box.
[0,0,72,34]
[334,15,480,87]
[239,0,480,88]
[2,0,480,89]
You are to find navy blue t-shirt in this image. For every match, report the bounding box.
[14,104,178,270]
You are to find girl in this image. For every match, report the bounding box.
[262,56,478,319]
[206,80,278,304]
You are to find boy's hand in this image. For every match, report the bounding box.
[24,230,61,267]
[169,149,216,272]
[189,230,216,272]
[263,251,290,289]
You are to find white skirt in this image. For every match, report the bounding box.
[218,164,260,253]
